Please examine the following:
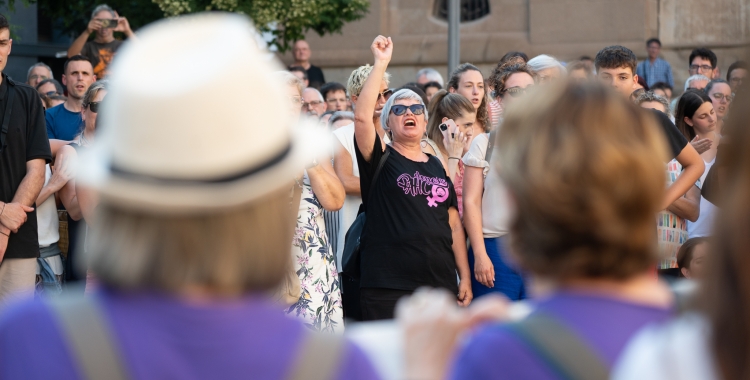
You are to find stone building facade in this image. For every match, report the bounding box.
[279,0,750,92]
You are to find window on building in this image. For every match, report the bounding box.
[433,0,491,22]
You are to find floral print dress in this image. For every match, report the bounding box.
[286,172,344,333]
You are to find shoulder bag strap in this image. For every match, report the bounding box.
[0,78,16,152]
[47,295,130,380]
[364,148,390,211]
[484,129,497,162]
[286,330,346,380]
[506,313,609,380]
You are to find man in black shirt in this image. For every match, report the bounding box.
[0,14,52,309]
[594,45,704,210]
[292,40,326,89]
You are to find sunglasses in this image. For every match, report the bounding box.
[42,91,60,97]
[503,86,532,98]
[378,89,394,101]
[88,101,104,113]
[390,104,425,116]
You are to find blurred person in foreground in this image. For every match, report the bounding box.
[67,4,137,79]
[595,45,704,210]
[461,61,534,302]
[612,79,750,380]
[0,14,378,379]
[398,81,676,380]
[354,36,471,320]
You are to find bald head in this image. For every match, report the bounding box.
[293,40,311,65]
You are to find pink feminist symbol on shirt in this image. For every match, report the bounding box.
[427,184,449,207]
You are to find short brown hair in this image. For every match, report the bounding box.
[488,61,535,99]
[497,81,667,281]
[676,237,709,273]
[85,188,295,296]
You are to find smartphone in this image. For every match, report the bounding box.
[439,123,447,131]
[100,19,117,29]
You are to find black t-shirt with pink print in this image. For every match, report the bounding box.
[354,133,459,294]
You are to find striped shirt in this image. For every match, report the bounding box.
[636,58,674,88]
[489,99,503,130]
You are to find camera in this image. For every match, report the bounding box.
[100,19,117,29]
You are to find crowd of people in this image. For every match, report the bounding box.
[0,5,748,380]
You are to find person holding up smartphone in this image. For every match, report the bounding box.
[67,4,137,79]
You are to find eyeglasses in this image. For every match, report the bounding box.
[378,89,393,101]
[689,64,714,72]
[88,101,104,113]
[42,91,60,97]
[390,104,425,116]
[290,96,302,105]
[730,77,743,86]
[711,92,733,103]
[29,74,49,82]
[503,86,532,98]
[301,100,324,109]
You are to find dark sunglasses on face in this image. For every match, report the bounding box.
[378,89,394,101]
[42,91,60,97]
[88,101,103,113]
[390,104,425,116]
[503,86,532,98]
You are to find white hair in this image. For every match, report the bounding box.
[302,87,324,101]
[91,4,116,19]
[27,62,53,81]
[417,68,444,87]
[684,74,711,91]
[380,89,428,132]
[527,54,567,75]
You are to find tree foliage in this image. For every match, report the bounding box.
[34,0,369,52]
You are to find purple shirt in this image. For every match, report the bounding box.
[449,292,672,379]
[0,289,380,380]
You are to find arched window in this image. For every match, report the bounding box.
[433,0,491,22]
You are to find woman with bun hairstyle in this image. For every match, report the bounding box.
[421,90,476,216]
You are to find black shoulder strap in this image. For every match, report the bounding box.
[485,129,497,162]
[47,295,130,380]
[506,313,609,380]
[0,77,16,152]
[364,147,390,210]
[286,330,346,380]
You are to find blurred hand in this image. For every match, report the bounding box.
[49,154,74,192]
[457,279,473,306]
[690,137,712,155]
[0,226,8,262]
[440,119,469,159]
[113,12,133,34]
[371,35,393,63]
[474,251,495,288]
[398,289,509,380]
[87,19,103,34]
[0,202,33,233]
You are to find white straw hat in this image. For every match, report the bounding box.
[76,13,329,213]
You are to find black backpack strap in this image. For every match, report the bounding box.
[0,77,16,152]
[363,147,390,211]
[47,295,130,380]
[506,313,609,380]
[286,330,346,380]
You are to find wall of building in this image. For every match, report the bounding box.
[280,0,750,92]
